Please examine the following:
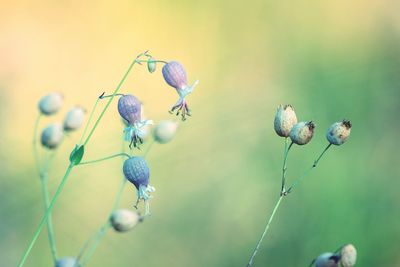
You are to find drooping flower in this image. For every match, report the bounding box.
[40,123,64,149]
[110,209,141,232]
[162,61,199,120]
[118,95,153,149]
[289,121,316,145]
[326,120,352,146]
[55,257,80,267]
[153,120,179,144]
[63,106,86,132]
[123,157,155,215]
[314,252,339,267]
[38,92,63,115]
[274,104,298,137]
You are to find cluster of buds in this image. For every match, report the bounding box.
[38,93,86,149]
[313,244,357,267]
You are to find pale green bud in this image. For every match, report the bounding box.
[147,57,156,73]
[153,120,179,144]
[41,123,63,149]
[339,244,357,267]
[38,92,63,115]
[274,104,298,137]
[289,121,315,145]
[110,209,141,232]
[63,107,86,132]
[326,120,351,146]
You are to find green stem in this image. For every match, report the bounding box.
[79,97,101,145]
[78,153,131,166]
[33,114,41,173]
[80,222,112,267]
[280,139,293,195]
[246,196,284,267]
[18,164,74,267]
[136,59,168,64]
[286,144,332,194]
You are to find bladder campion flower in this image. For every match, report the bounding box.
[110,209,141,232]
[55,257,80,267]
[153,120,179,144]
[38,92,63,115]
[339,244,357,267]
[162,61,199,120]
[123,157,155,215]
[289,121,315,145]
[326,120,352,146]
[63,106,86,132]
[40,123,64,149]
[118,95,153,149]
[314,253,339,267]
[274,104,298,137]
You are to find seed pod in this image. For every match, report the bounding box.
[63,106,85,132]
[289,121,315,145]
[314,252,339,267]
[153,120,179,144]
[326,120,352,146]
[55,257,80,267]
[339,244,357,267]
[118,95,142,125]
[147,57,156,73]
[162,61,188,90]
[38,92,63,115]
[274,104,298,137]
[110,209,141,232]
[41,123,64,149]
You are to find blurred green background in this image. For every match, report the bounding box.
[1,0,399,266]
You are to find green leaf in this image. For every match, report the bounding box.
[69,145,85,165]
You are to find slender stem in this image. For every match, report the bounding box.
[33,114,42,173]
[246,196,284,267]
[18,165,74,267]
[79,97,101,145]
[100,93,125,99]
[80,222,112,267]
[78,153,131,166]
[286,144,332,194]
[280,139,293,195]
[136,59,168,64]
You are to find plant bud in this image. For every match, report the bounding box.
[110,209,141,232]
[274,104,298,137]
[118,95,142,125]
[153,120,179,144]
[314,252,339,267]
[41,123,64,149]
[289,121,315,145]
[147,57,156,73]
[339,244,357,267]
[55,257,80,267]
[326,120,352,146]
[63,106,85,132]
[38,92,63,115]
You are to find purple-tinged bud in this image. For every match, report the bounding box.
[118,95,142,125]
[123,157,155,215]
[274,104,298,137]
[41,123,64,149]
[153,120,179,144]
[339,244,357,267]
[314,253,339,267]
[162,61,199,120]
[147,57,156,73]
[289,121,315,145]
[110,209,141,232]
[63,106,85,132]
[55,257,80,267]
[38,92,63,115]
[326,120,352,146]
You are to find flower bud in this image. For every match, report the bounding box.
[314,252,339,267]
[118,95,142,125]
[339,244,357,267]
[38,92,63,115]
[147,57,156,73]
[289,121,315,145]
[63,107,85,132]
[274,104,298,137]
[326,120,351,146]
[55,257,80,267]
[41,123,64,149]
[153,120,179,144]
[110,209,141,232]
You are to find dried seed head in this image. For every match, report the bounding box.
[110,209,141,232]
[314,252,339,267]
[41,123,64,149]
[274,104,298,137]
[118,95,142,125]
[147,57,156,73]
[326,120,352,146]
[153,120,179,144]
[38,92,63,115]
[339,244,357,267]
[63,106,85,132]
[55,257,80,267]
[289,121,315,145]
